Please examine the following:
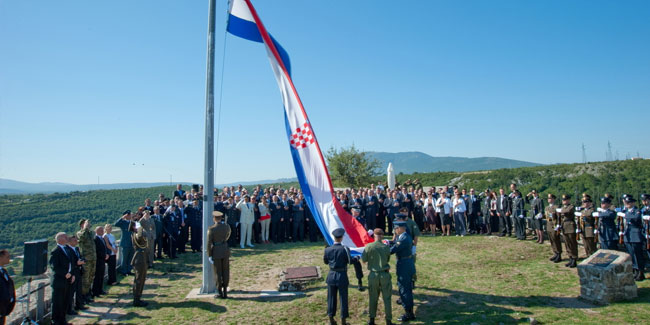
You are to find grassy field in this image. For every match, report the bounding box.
[81,235,649,324]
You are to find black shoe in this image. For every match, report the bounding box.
[549,253,558,261]
[570,258,577,268]
[222,286,228,299]
[635,272,645,281]
[396,298,402,305]
[67,310,78,315]
[85,294,94,303]
[358,281,365,292]
[133,299,148,307]
[340,318,349,325]
[329,316,337,325]
[127,272,135,276]
[368,318,376,325]
[386,320,396,325]
[397,314,415,322]
[75,305,88,311]
[553,254,562,263]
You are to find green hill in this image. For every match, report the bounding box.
[367,151,541,173]
[2,159,649,255]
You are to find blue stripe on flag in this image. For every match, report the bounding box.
[284,111,333,246]
[227,14,263,43]
[228,14,291,76]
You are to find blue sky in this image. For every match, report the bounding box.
[1,0,649,185]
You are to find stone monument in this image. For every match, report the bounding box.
[577,249,637,304]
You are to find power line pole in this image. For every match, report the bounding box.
[581,143,587,164]
[606,141,613,161]
[200,0,217,294]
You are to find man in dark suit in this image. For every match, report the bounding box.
[163,205,181,258]
[92,226,109,297]
[0,249,16,325]
[224,197,240,247]
[65,236,86,315]
[467,188,482,234]
[364,190,380,231]
[187,199,203,253]
[173,184,185,200]
[49,232,74,325]
[497,188,512,236]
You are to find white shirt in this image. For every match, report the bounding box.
[453,198,467,213]
[236,200,255,224]
[104,233,117,255]
[57,244,72,272]
[436,197,452,214]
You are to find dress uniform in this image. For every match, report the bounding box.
[77,219,96,302]
[139,213,156,268]
[208,211,231,298]
[545,194,562,262]
[361,229,393,325]
[641,194,650,263]
[578,196,597,256]
[511,191,526,240]
[621,197,646,281]
[596,197,619,250]
[131,221,149,306]
[390,221,415,322]
[558,195,578,268]
[324,228,353,325]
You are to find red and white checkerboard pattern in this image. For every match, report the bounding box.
[289,122,315,149]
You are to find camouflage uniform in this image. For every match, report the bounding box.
[77,227,96,295]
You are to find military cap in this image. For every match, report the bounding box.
[600,197,611,204]
[561,194,571,201]
[641,194,650,201]
[582,196,592,203]
[332,228,345,238]
[394,213,407,220]
[621,193,631,200]
[212,210,223,217]
[393,221,407,228]
[547,193,556,199]
[122,210,131,215]
[351,207,361,212]
[78,218,87,227]
[624,196,636,203]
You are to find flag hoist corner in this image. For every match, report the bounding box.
[226,0,373,254]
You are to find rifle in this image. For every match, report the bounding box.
[593,212,599,244]
[555,207,562,236]
[575,208,582,241]
[618,212,625,245]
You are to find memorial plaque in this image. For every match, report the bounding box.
[285,266,319,280]
[588,252,618,268]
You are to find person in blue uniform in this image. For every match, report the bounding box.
[597,196,619,250]
[324,228,353,325]
[641,194,650,263]
[622,196,645,281]
[390,221,416,322]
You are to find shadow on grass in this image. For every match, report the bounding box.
[142,300,227,313]
[409,286,609,323]
[227,290,309,302]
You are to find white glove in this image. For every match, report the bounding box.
[617,212,626,217]
[411,246,417,255]
[592,212,599,217]
[619,232,624,236]
[556,208,562,213]
[208,257,214,264]
[518,215,524,219]
[594,230,598,235]
[576,228,581,233]
[554,225,561,231]
[597,208,605,212]
[535,213,543,220]
[642,215,650,221]
[574,212,582,217]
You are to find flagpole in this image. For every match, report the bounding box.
[201,0,217,294]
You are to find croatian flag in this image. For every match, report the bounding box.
[227,0,372,254]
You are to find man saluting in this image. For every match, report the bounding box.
[208,210,231,299]
[324,228,354,325]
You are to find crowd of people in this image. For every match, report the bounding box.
[2,182,649,325]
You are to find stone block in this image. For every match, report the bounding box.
[577,249,638,304]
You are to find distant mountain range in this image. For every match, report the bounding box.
[367,151,541,174]
[1,152,540,194]
[0,178,298,195]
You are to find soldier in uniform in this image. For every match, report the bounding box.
[579,196,597,256]
[526,190,545,243]
[207,211,231,299]
[139,210,156,268]
[596,196,619,250]
[130,219,149,306]
[621,196,645,281]
[390,221,415,322]
[545,194,562,263]
[77,218,97,303]
[641,194,650,262]
[559,194,578,268]
[396,210,420,287]
[511,190,526,240]
[362,228,394,325]
[324,228,353,325]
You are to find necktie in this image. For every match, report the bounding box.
[1,268,8,281]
